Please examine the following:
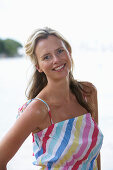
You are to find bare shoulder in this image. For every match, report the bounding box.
[24,99,48,117]
[21,99,49,131]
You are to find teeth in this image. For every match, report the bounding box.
[54,64,64,71]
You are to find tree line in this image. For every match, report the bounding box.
[0,38,23,57]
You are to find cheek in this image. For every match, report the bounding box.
[40,62,51,72]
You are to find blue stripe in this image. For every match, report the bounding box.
[35,148,43,159]
[47,118,74,169]
[41,121,64,164]
[89,154,97,170]
[33,133,43,159]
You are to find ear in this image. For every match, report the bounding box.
[36,65,43,73]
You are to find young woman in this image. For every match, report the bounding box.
[0,27,103,170]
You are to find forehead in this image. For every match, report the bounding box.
[35,35,66,57]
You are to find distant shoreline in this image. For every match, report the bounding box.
[0,53,24,58]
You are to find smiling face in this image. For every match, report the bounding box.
[35,35,72,82]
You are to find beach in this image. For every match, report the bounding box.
[0,51,113,170]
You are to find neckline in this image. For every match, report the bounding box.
[34,112,91,135]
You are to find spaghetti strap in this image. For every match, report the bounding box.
[34,97,53,125]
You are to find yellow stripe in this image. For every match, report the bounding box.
[53,116,84,169]
[93,159,98,170]
[38,160,46,170]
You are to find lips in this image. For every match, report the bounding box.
[53,63,66,71]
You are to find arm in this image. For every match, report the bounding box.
[80,81,101,170]
[0,100,47,169]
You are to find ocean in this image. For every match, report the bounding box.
[0,50,113,170]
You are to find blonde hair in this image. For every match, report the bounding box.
[25,27,93,115]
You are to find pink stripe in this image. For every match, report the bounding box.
[63,113,91,169]
[72,119,99,169]
[42,124,54,153]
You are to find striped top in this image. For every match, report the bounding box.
[17,98,103,170]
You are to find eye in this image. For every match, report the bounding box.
[57,49,64,54]
[44,55,51,60]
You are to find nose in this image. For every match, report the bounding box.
[52,54,60,64]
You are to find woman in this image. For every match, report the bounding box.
[0,27,103,170]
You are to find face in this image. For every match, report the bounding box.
[35,35,72,81]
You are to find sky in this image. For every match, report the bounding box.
[0,0,113,46]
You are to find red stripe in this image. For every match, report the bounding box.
[32,133,35,142]
[72,120,99,169]
[48,110,52,124]
[48,110,52,119]
[42,124,54,153]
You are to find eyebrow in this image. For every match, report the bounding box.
[55,47,64,52]
[40,47,64,58]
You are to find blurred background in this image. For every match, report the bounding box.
[0,0,113,169]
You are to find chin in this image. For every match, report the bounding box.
[53,72,69,81]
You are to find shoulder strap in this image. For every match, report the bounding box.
[34,97,53,125]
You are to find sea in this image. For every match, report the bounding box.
[0,50,113,170]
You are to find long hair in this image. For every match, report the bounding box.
[25,27,93,115]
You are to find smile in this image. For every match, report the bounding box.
[53,64,66,71]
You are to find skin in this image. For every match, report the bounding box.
[0,35,101,170]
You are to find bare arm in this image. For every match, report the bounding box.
[80,81,101,170]
[0,100,47,169]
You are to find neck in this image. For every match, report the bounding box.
[44,77,74,105]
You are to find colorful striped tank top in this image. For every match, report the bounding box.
[17,98,103,170]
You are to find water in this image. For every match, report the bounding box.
[0,51,113,170]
